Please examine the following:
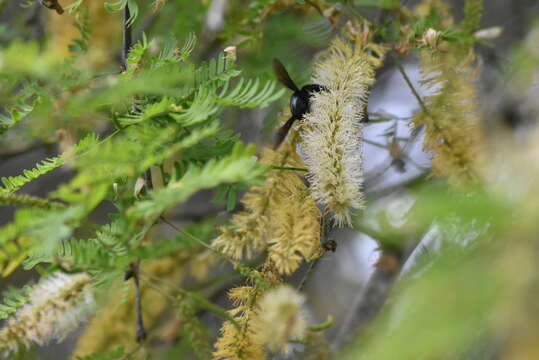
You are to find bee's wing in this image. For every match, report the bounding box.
[272,59,300,92]
[274,116,298,149]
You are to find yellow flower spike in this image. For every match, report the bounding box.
[268,178,322,275]
[214,268,280,360]
[212,127,315,261]
[414,46,485,187]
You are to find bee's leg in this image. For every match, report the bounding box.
[274,116,298,149]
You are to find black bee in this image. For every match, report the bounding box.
[272,58,326,148]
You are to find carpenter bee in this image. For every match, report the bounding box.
[272,58,326,148]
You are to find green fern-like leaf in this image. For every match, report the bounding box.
[129,142,265,219]
[75,132,101,154]
[154,32,196,66]
[54,122,220,207]
[21,206,85,271]
[68,10,90,54]
[118,97,176,126]
[180,128,240,163]
[0,221,30,277]
[124,33,196,79]
[0,192,65,209]
[177,299,213,360]
[0,157,64,194]
[0,205,85,276]
[0,285,31,319]
[0,133,99,194]
[65,0,84,13]
[195,52,241,87]
[170,87,220,125]
[0,102,33,135]
[74,348,130,360]
[216,77,284,108]
[0,82,43,135]
[57,220,129,272]
[462,0,483,34]
[124,33,149,78]
[177,32,197,62]
[104,0,138,26]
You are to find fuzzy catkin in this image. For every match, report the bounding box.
[268,177,322,275]
[301,38,379,226]
[212,126,321,264]
[414,46,484,187]
[213,286,266,360]
[253,285,307,354]
[0,272,94,358]
[213,266,281,360]
[211,139,292,260]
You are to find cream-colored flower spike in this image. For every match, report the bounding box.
[254,285,307,354]
[0,272,94,358]
[301,38,379,226]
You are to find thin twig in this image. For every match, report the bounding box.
[395,61,455,150]
[396,62,430,117]
[365,172,428,200]
[270,165,309,172]
[297,257,321,292]
[159,216,211,250]
[297,215,334,292]
[364,120,430,186]
[304,0,325,19]
[159,216,236,264]
[143,274,241,330]
[331,252,400,350]
[120,5,147,344]
[122,3,153,190]
[126,261,147,343]
[121,4,132,72]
